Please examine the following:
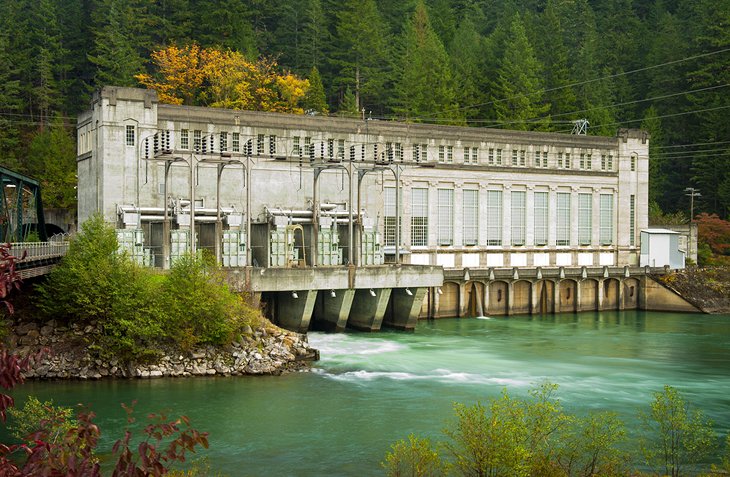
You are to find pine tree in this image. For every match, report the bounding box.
[332,0,391,113]
[337,87,359,117]
[570,13,616,137]
[534,0,577,124]
[56,0,95,115]
[641,106,667,210]
[448,13,486,123]
[0,33,22,171]
[147,0,195,47]
[393,1,461,124]
[491,13,550,131]
[88,0,145,88]
[192,0,257,57]
[302,66,329,114]
[425,0,457,46]
[684,0,730,217]
[26,115,77,209]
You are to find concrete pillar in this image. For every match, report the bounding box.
[384,287,427,331]
[458,282,467,317]
[618,279,624,311]
[483,282,490,316]
[276,290,317,333]
[597,279,605,310]
[312,289,355,332]
[530,280,540,315]
[506,281,514,316]
[348,288,392,331]
[576,280,583,313]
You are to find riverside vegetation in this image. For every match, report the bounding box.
[9,213,315,378]
[0,214,315,475]
[383,383,730,477]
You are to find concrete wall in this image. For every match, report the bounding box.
[641,276,700,313]
[77,87,649,274]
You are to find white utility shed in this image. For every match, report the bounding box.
[640,228,685,269]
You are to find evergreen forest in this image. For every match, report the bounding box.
[0,0,729,220]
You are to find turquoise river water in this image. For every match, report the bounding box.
[7,310,730,476]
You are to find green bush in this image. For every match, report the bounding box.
[7,396,77,444]
[388,383,635,477]
[38,215,260,362]
[161,253,250,350]
[640,385,716,477]
[382,434,449,477]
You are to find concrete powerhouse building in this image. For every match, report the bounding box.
[77,86,668,331]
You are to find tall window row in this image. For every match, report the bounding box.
[386,188,616,249]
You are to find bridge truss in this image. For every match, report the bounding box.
[0,166,47,243]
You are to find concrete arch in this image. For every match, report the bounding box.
[579,279,599,311]
[623,277,640,309]
[558,279,577,313]
[438,281,461,318]
[512,280,532,315]
[535,280,556,314]
[602,278,620,310]
[464,281,487,317]
[488,280,509,316]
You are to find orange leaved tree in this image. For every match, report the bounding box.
[135,45,309,114]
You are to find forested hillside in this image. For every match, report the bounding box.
[0,0,728,219]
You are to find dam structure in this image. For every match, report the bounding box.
[77,87,684,332]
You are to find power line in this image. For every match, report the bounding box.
[458,83,730,129]
[554,104,730,133]
[369,76,729,127]
[651,147,730,158]
[424,46,730,119]
[654,140,730,150]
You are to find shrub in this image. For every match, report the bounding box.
[7,396,77,444]
[640,385,716,477]
[382,434,448,477]
[38,214,167,361]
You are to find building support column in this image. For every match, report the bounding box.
[506,281,515,316]
[349,288,392,331]
[597,279,605,310]
[576,280,583,313]
[530,280,540,315]
[384,287,427,331]
[312,289,356,332]
[275,290,317,333]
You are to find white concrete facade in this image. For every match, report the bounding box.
[77,86,649,269]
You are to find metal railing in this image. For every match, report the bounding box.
[7,241,70,262]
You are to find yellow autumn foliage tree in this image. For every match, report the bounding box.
[135,45,309,114]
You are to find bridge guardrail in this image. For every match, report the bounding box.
[7,241,70,262]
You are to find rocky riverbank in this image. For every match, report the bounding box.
[656,266,730,314]
[6,319,319,379]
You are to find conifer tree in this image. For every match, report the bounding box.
[0,33,22,171]
[448,14,486,122]
[302,66,329,114]
[535,0,577,123]
[332,0,390,112]
[491,13,550,131]
[571,16,616,137]
[88,0,145,88]
[26,115,77,209]
[193,0,257,58]
[393,1,461,124]
[684,0,730,216]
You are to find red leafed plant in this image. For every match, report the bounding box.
[111,402,209,477]
[0,242,209,476]
[0,243,25,315]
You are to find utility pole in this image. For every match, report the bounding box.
[684,187,701,264]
